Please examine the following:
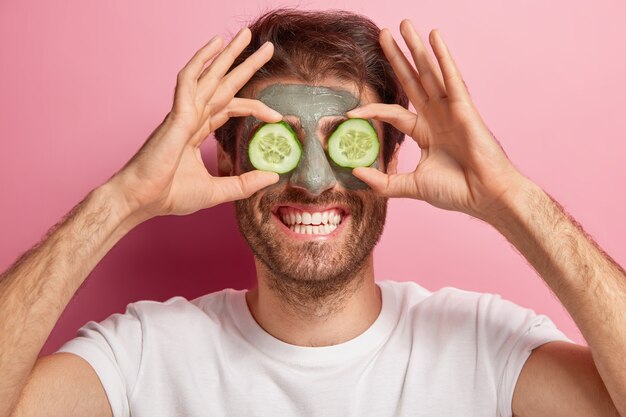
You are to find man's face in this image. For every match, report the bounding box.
[232,80,390,295]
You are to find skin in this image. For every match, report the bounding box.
[344,21,625,417]
[0,21,624,417]
[0,28,283,417]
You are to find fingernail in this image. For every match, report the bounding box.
[401,19,417,36]
[346,108,362,116]
[260,41,273,51]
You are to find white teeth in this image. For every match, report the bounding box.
[279,208,344,228]
[288,222,339,235]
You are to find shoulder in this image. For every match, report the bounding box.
[381,279,500,313]
[380,279,546,330]
[124,287,239,327]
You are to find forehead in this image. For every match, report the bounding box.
[255,84,360,120]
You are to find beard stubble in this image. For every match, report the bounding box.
[234,185,388,318]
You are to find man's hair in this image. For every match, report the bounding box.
[214,8,408,169]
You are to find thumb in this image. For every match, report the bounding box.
[352,167,393,196]
[213,170,279,204]
[352,167,419,199]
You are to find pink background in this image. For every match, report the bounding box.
[1,0,625,355]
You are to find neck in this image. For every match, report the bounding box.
[245,253,382,347]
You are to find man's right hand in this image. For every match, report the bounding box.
[109,27,280,222]
[1,28,280,417]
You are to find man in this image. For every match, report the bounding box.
[0,8,624,417]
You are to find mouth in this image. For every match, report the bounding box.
[271,203,349,239]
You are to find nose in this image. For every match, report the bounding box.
[288,134,337,196]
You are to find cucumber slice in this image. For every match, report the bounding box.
[327,118,379,168]
[248,121,302,174]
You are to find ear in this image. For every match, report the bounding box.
[216,141,234,177]
[385,143,401,174]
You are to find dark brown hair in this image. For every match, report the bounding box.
[214,8,408,169]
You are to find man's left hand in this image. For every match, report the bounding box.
[348,20,530,224]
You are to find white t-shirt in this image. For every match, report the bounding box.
[57,280,573,417]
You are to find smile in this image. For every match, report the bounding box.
[272,205,348,237]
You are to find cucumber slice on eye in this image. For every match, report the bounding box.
[248,121,302,174]
[327,118,380,168]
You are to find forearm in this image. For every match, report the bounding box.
[0,182,140,417]
[490,179,626,416]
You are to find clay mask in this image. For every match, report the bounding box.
[240,84,381,193]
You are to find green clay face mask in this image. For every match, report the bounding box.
[240,84,382,192]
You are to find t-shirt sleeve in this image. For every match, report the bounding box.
[476,293,575,417]
[56,303,144,417]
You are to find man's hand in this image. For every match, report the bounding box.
[109,27,280,221]
[347,20,529,224]
[0,29,281,417]
[349,20,626,417]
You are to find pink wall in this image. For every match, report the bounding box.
[1,0,625,354]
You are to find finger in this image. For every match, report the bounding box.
[194,27,252,105]
[347,103,429,149]
[210,97,282,131]
[399,20,446,99]
[212,170,279,203]
[428,29,471,103]
[189,98,282,147]
[352,167,421,200]
[177,36,224,84]
[202,41,274,110]
[379,28,428,111]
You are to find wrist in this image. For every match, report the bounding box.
[483,174,547,234]
[94,180,150,235]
